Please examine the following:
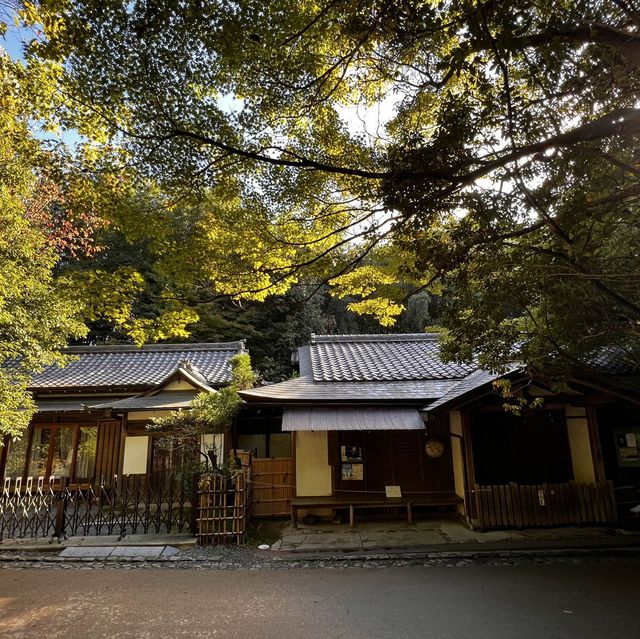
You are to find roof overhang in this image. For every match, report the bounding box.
[282,407,425,431]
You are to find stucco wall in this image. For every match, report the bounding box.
[201,433,225,467]
[122,436,149,475]
[162,380,202,391]
[295,431,332,497]
[449,410,466,516]
[565,405,596,483]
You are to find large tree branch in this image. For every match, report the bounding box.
[460,22,640,60]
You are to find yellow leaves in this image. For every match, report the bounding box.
[61,267,200,345]
[330,265,396,298]
[126,309,200,346]
[17,2,39,26]
[346,298,405,327]
[329,264,404,325]
[63,267,144,325]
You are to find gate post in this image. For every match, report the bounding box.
[191,471,200,536]
[53,477,69,543]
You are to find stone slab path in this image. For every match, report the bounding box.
[59,545,180,559]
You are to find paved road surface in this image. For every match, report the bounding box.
[1,562,639,638]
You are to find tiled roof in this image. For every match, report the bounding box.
[91,390,201,411]
[423,369,503,413]
[27,342,244,390]
[308,334,475,382]
[240,333,639,408]
[239,377,459,403]
[34,397,130,412]
[589,347,640,376]
[240,333,476,404]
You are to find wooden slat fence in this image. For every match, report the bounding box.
[473,481,617,529]
[197,472,248,546]
[250,457,293,517]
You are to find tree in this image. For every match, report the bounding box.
[0,47,93,437]
[0,37,200,437]
[147,353,257,471]
[14,1,640,377]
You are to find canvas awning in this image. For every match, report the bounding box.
[282,407,425,431]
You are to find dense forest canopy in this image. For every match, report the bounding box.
[1,0,640,433]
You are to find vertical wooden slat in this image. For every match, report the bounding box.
[510,483,522,528]
[96,420,122,484]
[250,457,293,517]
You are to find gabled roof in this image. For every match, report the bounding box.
[152,362,215,393]
[26,342,244,391]
[308,333,475,382]
[240,333,476,405]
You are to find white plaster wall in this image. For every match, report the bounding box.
[449,410,466,516]
[565,405,596,483]
[122,436,149,475]
[295,431,332,496]
[201,433,225,467]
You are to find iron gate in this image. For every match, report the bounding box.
[0,475,196,541]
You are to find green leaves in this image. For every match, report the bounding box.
[147,353,257,466]
[2,0,638,386]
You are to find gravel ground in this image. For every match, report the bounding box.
[2,545,640,571]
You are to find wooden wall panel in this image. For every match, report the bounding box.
[250,457,293,517]
[96,420,122,484]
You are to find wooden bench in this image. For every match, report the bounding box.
[291,493,462,528]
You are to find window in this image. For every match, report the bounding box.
[75,427,98,480]
[28,427,52,477]
[5,424,99,484]
[3,437,29,480]
[50,426,74,478]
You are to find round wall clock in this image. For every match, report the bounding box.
[425,438,445,459]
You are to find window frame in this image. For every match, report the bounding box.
[5,422,100,485]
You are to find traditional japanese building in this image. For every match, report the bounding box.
[239,334,640,528]
[1,342,245,486]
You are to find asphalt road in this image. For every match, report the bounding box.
[1,562,639,638]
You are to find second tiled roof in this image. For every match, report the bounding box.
[309,334,475,382]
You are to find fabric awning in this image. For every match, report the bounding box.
[282,407,425,431]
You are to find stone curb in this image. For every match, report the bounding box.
[268,545,640,562]
[0,554,211,563]
[0,541,197,553]
[2,546,640,567]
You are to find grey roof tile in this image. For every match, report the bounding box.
[588,347,640,376]
[26,342,244,389]
[423,369,503,413]
[308,333,474,382]
[91,390,201,411]
[35,397,130,412]
[239,376,459,403]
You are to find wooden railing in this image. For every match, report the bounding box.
[473,481,617,530]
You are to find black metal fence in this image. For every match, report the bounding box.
[1,475,196,541]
